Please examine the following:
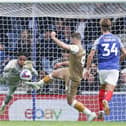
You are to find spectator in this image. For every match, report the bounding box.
[0,36,10,74]
[17,29,32,59]
[80,63,99,92]
[62,24,72,44]
[112,17,125,34]
[37,29,62,66]
[117,34,126,69]
[0,43,5,73]
[84,19,101,52]
[89,63,99,89]
[76,19,88,41]
[55,18,64,39]
[118,68,126,91]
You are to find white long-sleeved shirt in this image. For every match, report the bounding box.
[3,59,23,85]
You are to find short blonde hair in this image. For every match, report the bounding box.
[100,18,112,32]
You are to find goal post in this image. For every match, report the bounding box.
[0,1,126,121]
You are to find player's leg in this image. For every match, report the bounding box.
[0,85,17,113]
[0,75,6,84]
[102,83,115,115]
[98,70,108,119]
[65,79,96,121]
[23,80,40,89]
[103,70,119,115]
[98,84,106,120]
[104,84,115,101]
[39,67,68,86]
[98,70,119,116]
[24,68,68,88]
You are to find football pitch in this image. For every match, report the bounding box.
[0,121,126,126]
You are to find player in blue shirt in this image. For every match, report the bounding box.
[84,18,126,120]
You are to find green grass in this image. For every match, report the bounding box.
[0,121,126,126]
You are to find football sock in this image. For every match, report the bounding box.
[39,74,53,85]
[74,102,85,112]
[83,107,92,115]
[4,95,12,105]
[104,90,113,101]
[99,89,105,111]
[43,74,53,83]
[71,100,91,115]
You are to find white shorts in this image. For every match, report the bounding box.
[99,69,119,86]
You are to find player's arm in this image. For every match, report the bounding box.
[85,38,98,71]
[54,61,69,69]
[4,60,15,72]
[51,32,79,54]
[83,39,98,80]
[23,60,38,76]
[31,67,38,76]
[83,49,96,80]
[120,47,126,61]
[118,39,126,61]
[51,32,70,50]
[86,50,96,71]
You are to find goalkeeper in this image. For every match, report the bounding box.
[25,32,96,121]
[0,52,38,113]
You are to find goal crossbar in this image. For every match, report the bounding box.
[0,2,126,18]
[0,0,126,3]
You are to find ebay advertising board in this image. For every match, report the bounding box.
[0,94,126,121]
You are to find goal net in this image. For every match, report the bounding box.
[0,0,126,121]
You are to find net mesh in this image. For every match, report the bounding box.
[0,2,126,121]
[0,3,126,18]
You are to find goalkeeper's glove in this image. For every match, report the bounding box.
[23,60,33,71]
[31,68,38,76]
[23,60,38,76]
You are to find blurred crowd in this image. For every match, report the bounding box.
[0,16,126,94]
